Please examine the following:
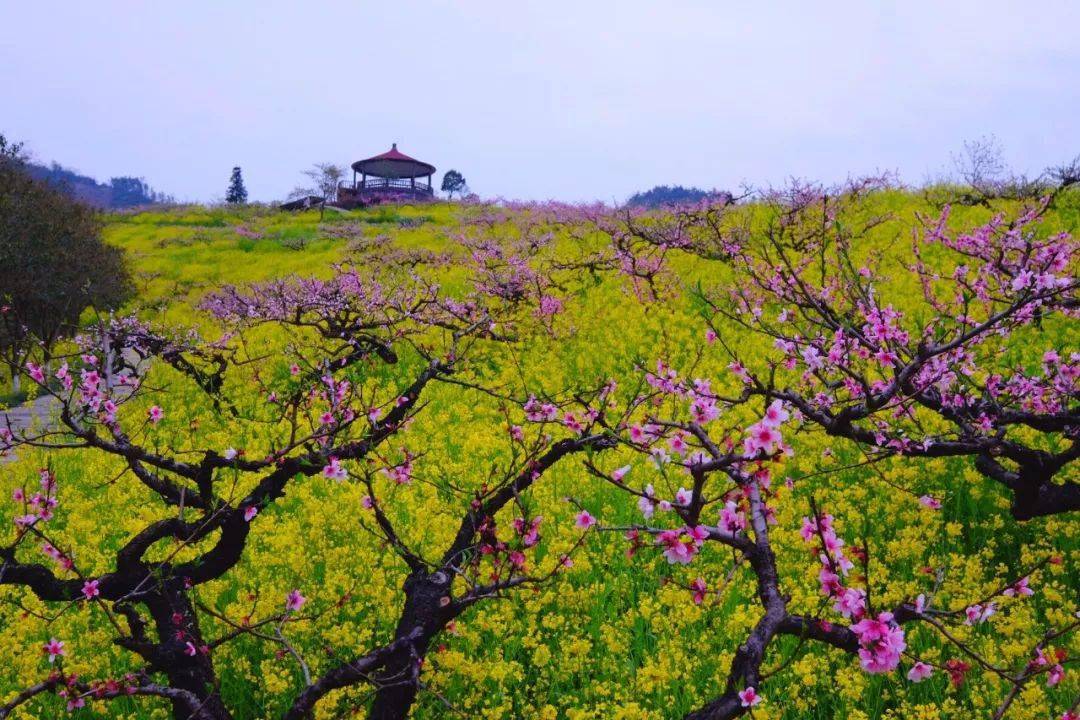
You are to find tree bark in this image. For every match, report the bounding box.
[365,570,452,720]
[1011,478,1080,520]
[143,586,233,720]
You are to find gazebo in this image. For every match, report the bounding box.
[339,144,436,204]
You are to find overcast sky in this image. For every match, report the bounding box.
[4,1,1079,203]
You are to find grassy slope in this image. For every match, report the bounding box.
[0,194,1075,720]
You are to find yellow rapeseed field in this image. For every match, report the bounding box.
[0,192,1076,719]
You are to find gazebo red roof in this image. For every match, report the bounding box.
[351,144,436,179]
[365,144,419,163]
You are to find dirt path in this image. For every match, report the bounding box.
[1,393,59,464]
[1,350,145,465]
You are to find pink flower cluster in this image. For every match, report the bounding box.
[536,294,564,317]
[41,541,74,571]
[636,483,674,519]
[512,515,543,547]
[718,500,747,535]
[799,513,866,619]
[743,400,788,457]
[285,589,306,612]
[28,354,138,427]
[464,239,541,302]
[964,603,996,625]
[575,510,596,530]
[1031,647,1068,688]
[851,611,906,673]
[322,457,347,481]
[561,409,599,434]
[907,661,933,682]
[523,396,559,422]
[43,637,65,663]
[656,525,709,564]
[689,577,708,604]
[12,468,60,529]
[381,449,415,485]
[737,686,761,707]
[1003,575,1033,597]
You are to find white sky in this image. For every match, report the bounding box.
[3,0,1078,202]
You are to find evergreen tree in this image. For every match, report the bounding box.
[226,166,248,204]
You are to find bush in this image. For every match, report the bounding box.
[0,134,133,391]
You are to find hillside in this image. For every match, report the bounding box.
[25,160,172,208]
[0,188,1076,720]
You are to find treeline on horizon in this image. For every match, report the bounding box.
[23,160,173,209]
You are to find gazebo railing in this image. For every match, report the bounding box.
[353,177,433,194]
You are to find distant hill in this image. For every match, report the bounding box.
[24,161,173,209]
[626,184,731,208]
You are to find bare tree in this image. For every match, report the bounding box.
[288,163,346,203]
[1046,153,1080,190]
[939,137,1077,206]
[952,135,1007,193]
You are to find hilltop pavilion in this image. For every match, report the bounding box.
[338,144,436,204]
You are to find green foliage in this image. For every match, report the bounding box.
[226,166,248,204]
[441,169,467,198]
[0,137,133,382]
[626,184,730,208]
